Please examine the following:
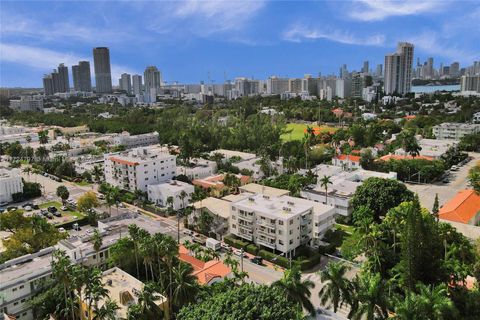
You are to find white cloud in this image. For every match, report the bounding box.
[406,31,478,63]
[0,43,137,82]
[348,0,445,21]
[146,0,266,36]
[283,24,385,46]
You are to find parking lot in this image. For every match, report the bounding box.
[406,152,479,210]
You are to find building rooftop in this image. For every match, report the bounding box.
[148,180,193,192]
[233,194,313,219]
[105,146,173,165]
[433,122,480,129]
[439,189,480,224]
[178,246,231,285]
[209,149,257,161]
[239,183,290,197]
[193,197,231,219]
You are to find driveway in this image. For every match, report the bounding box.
[406,152,479,210]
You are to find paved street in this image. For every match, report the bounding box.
[406,152,479,210]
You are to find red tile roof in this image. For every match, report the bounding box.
[335,154,361,163]
[178,246,231,285]
[439,189,480,224]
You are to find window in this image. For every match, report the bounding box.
[289,239,293,245]
[232,206,236,211]
[289,230,293,235]
[278,220,284,226]
[12,288,17,292]
[21,299,26,303]
[14,302,18,306]
[19,285,24,289]
[100,252,104,258]
[278,240,284,245]
[278,230,283,235]
[232,224,237,229]
[289,220,293,225]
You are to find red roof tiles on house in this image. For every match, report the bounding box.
[439,189,480,224]
[335,154,361,163]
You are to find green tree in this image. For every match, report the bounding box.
[56,185,70,204]
[351,177,414,221]
[137,282,164,320]
[93,299,119,320]
[92,228,103,253]
[170,262,199,312]
[350,272,388,320]
[318,262,351,313]
[272,264,315,316]
[319,175,333,204]
[177,284,300,320]
[432,193,439,220]
[77,191,100,212]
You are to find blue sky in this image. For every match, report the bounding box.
[1,0,479,87]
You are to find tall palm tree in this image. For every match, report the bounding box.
[140,233,156,281]
[52,250,75,320]
[170,262,199,312]
[22,166,32,181]
[153,233,166,287]
[128,224,141,279]
[92,228,103,254]
[318,262,350,313]
[93,299,119,320]
[71,264,89,319]
[105,189,116,217]
[92,284,109,319]
[319,175,333,204]
[85,267,104,320]
[273,265,315,316]
[350,273,388,320]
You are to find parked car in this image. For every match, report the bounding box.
[193,234,207,245]
[72,223,81,231]
[46,213,54,219]
[24,206,32,211]
[451,165,459,171]
[233,249,246,257]
[250,256,263,265]
[443,178,450,183]
[48,206,58,213]
[40,209,48,216]
[58,227,66,233]
[53,211,62,217]
[61,206,68,211]
[33,204,39,210]
[221,243,231,251]
[206,238,221,251]
[98,194,105,200]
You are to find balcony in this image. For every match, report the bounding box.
[238,214,253,223]
[257,238,276,249]
[257,228,276,238]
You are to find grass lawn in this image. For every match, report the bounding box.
[281,123,338,142]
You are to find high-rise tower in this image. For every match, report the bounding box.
[93,47,112,94]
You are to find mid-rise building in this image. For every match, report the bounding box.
[230,193,336,254]
[0,168,23,204]
[266,76,289,95]
[112,131,159,149]
[147,180,194,210]
[132,74,142,95]
[93,47,113,94]
[460,75,480,94]
[57,63,70,93]
[104,146,176,192]
[335,78,351,98]
[235,78,260,96]
[433,122,480,140]
[9,96,44,112]
[384,42,414,95]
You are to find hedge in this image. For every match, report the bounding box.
[223,235,249,249]
[245,244,259,255]
[258,249,290,269]
[298,253,321,271]
[56,216,89,229]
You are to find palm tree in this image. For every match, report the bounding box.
[92,165,103,183]
[23,166,32,181]
[392,291,419,320]
[105,189,116,217]
[91,284,109,319]
[35,146,49,163]
[319,175,333,204]
[153,233,166,287]
[71,264,89,319]
[170,262,199,312]
[415,283,457,319]
[92,228,103,254]
[139,233,156,281]
[138,282,163,319]
[318,262,350,313]
[93,299,119,320]
[128,224,142,279]
[273,265,315,316]
[52,250,75,320]
[350,273,388,320]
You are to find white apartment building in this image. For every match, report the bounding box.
[301,164,397,217]
[176,158,217,180]
[433,123,480,140]
[147,180,194,210]
[104,147,176,192]
[209,149,257,162]
[230,193,335,255]
[112,131,159,149]
[236,157,284,180]
[394,138,458,159]
[0,168,23,205]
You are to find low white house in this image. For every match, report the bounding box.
[147,180,194,210]
[0,168,23,204]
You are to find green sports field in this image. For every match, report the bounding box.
[281,123,338,141]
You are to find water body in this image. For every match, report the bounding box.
[411,85,460,93]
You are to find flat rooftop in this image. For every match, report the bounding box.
[210,149,257,161]
[239,183,290,197]
[233,194,312,219]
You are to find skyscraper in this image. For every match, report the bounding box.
[93,47,112,94]
[144,66,161,95]
[72,65,80,91]
[43,74,54,95]
[132,74,143,95]
[375,64,383,78]
[450,62,460,77]
[120,73,132,94]
[57,63,69,93]
[426,57,434,78]
[362,61,369,74]
[384,42,414,95]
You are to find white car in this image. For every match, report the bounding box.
[61,206,68,211]
[24,206,32,211]
[233,249,246,257]
[221,243,231,251]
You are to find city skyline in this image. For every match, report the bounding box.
[1,0,479,87]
